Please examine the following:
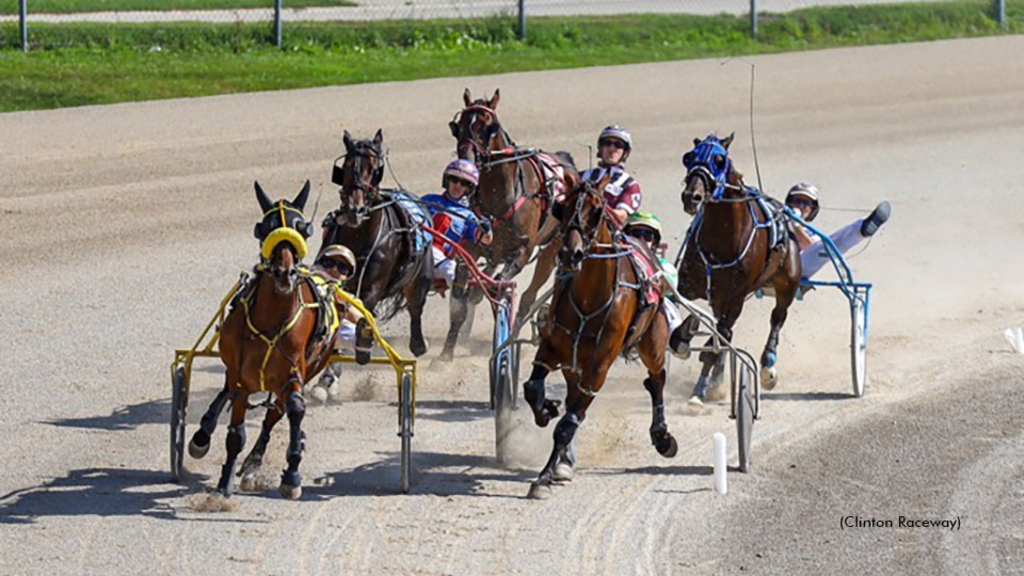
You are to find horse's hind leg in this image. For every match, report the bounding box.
[437,266,471,363]
[238,401,285,492]
[639,312,676,457]
[405,268,431,357]
[216,396,248,497]
[279,381,306,500]
[516,239,559,326]
[188,380,232,459]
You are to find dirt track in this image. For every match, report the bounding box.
[1,36,1023,575]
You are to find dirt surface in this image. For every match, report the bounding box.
[1,36,1023,575]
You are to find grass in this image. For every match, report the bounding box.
[0,0,355,14]
[0,1,1021,112]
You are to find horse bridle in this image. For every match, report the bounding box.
[452,104,508,164]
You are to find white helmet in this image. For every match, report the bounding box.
[785,181,821,221]
[598,125,633,150]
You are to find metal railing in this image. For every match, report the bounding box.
[3,0,1014,52]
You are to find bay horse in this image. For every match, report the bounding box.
[444,88,579,359]
[676,133,801,398]
[188,181,335,499]
[521,179,675,499]
[322,129,433,361]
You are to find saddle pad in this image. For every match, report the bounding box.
[389,190,431,255]
[622,235,662,306]
[535,152,568,203]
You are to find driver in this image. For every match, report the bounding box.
[785,182,891,278]
[579,125,643,229]
[314,244,373,350]
[622,211,690,355]
[421,159,494,289]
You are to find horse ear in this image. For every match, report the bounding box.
[489,89,500,109]
[373,129,383,147]
[449,121,459,139]
[293,180,311,212]
[722,132,735,150]
[343,130,354,151]
[254,181,273,213]
[463,88,473,107]
[693,137,701,147]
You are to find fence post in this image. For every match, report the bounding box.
[274,0,282,48]
[518,0,526,41]
[996,0,1005,29]
[750,0,758,40]
[20,0,28,52]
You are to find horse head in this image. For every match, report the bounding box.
[558,178,609,273]
[680,132,742,215]
[335,129,385,227]
[253,180,314,294]
[450,88,502,165]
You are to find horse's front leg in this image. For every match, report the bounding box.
[762,251,800,390]
[527,376,594,499]
[279,379,306,500]
[496,242,531,282]
[238,399,285,492]
[188,377,232,459]
[523,338,563,427]
[216,395,248,497]
[638,310,677,457]
[405,264,432,357]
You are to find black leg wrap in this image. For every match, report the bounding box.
[226,423,246,455]
[553,412,581,446]
[650,402,666,434]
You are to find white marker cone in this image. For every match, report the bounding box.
[1005,327,1024,355]
[714,432,727,495]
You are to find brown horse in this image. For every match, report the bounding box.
[676,134,801,400]
[521,179,675,499]
[445,89,579,357]
[187,181,336,499]
[322,129,433,360]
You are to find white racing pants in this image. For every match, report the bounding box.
[800,220,866,279]
[431,246,457,288]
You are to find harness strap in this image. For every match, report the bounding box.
[241,289,315,392]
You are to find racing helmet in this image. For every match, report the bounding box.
[442,158,480,189]
[785,181,821,222]
[624,210,663,245]
[319,244,357,275]
[598,125,633,163]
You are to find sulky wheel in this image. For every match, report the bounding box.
[851,297,868,398]
[736,368,754,473]
[399,375,415,491]
[170,366,187,483]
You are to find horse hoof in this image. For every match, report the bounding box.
[355,350,371,366]
[280,483,302,500]
[687,395,705,408]
[527,482,553,500]
[188,437,211,460]
[656,434,679,458]
[410,339,429,357]
[761,351,777,369]
[239,474,259,493]
[310,386,328,404]
[761,366,778,390]
[553,463,574,482]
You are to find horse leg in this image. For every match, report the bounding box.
[405,270,431,357]
[689,305,741,405]
[436,265,471,363]
[523,363,563,427]
[238,400,285,491]
[762,253,800,390]
[496,244,530,282]
[216,396,247,497]
[528,382,593,499]
[279,381,306,500]
[516,238,559,327]
[639,311,677,457]
[188,379,232,459]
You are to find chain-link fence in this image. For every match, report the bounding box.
[1,0,1017,51]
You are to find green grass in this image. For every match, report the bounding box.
[1,1,1021,112]
[0,0,355,14]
